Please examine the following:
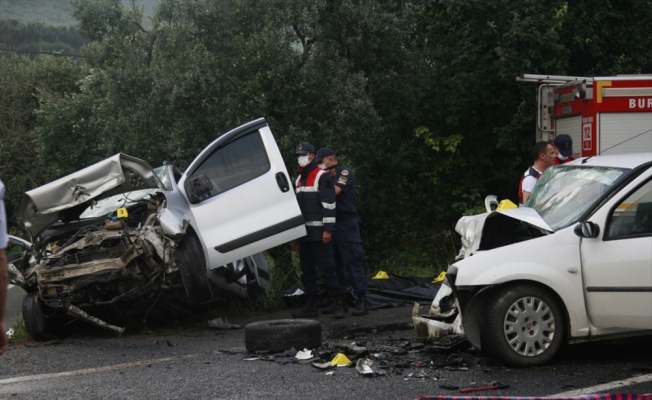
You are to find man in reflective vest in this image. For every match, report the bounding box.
[519,141,556,205]
[292,142,346,318]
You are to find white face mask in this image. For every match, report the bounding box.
[298,155,311,167]
[318,163,326,170]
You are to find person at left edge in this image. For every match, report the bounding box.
[291,142,346,319]
[0,179,9,355]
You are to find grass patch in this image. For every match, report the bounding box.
[368,230,459,278]
[8,318,29,343]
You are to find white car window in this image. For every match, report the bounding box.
[606,179,652,239]
[527,166,627,230]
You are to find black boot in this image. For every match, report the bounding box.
[351,294,369,316]
[333,296,347,319]
[291,295,319,318]
[320,298,337,314]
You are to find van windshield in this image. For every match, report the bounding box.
[526,165,627,230]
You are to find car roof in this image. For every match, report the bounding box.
[566,152,652,169]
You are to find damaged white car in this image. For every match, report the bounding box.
[433,153,652,367]
[9,118,306,340]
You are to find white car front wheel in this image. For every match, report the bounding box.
[481,284,566,367]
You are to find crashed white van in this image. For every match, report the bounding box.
[10,118,306,340]
[442,153,652,367]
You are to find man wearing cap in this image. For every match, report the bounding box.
[317,148,370,316]
[0,179,9,355]
[292,142,346,319]
[553,134,576,164]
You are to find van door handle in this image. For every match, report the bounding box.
[275,172,290,192]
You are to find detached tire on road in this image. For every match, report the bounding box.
[245,319,322,353]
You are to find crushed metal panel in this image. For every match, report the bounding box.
[429,279,457,318]
[21,153,162,238]
[455,206,553,258]
[454,213,489,260]
[412,302,463,343]
[495,207,553,232]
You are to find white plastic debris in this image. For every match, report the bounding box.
[355,358,375,376]
[295,349,313,360]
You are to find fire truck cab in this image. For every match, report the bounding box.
[518,74,652,156]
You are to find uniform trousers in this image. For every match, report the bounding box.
[332,218,368,296]
[299,239,343,297]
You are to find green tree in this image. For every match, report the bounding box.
[0,54,80,231]
[20,0,652,280]
[412,0,652,214]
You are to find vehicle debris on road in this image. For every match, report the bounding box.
[458,381,510,393]
[207,317,241,330]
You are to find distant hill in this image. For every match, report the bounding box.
[0,0,157,27]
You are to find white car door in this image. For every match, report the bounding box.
[178,118,306,269]
[580,176,652,330]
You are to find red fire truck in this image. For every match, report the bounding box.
[517,74,652,156]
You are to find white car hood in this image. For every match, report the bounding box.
[455,207,553,259]
[21,153,163,238]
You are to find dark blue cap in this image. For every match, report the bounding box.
[295,141,315,155]
[554,134,573,157]
[316,147,336,162]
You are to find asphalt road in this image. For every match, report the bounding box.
[1,304,651,400]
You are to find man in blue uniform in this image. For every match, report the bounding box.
[317,147,369,316]
[292,142,347,319]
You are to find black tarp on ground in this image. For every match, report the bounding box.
[366,273,441,309]
[283,273,441,309]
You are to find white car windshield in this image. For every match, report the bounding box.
[526,165,627,231]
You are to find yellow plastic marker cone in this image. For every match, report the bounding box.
[116,207,129,218]
[496,199,517,211]
[372,271,390,280]
[433,271,446,283]
[330,353,352,367]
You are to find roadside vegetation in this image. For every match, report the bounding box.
[7,319,28,344]
[1,0,650,287]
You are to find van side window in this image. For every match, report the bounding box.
[606,180,652,239]
[186,131,271,203]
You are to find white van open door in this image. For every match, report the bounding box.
[179,118,306,269]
